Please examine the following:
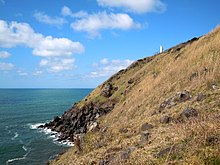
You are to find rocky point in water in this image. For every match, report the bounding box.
[39,100,116,142]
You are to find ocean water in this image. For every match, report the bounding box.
[0,89,93,165]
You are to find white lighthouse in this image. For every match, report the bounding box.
[160,45,163,53]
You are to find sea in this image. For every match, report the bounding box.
[0,88,93,165]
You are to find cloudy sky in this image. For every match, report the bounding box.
[0,0,219,88]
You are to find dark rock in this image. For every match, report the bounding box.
[70,112,77,118]
[55,125,63,132]
[196,93,206,101]
[160,96,177,109]
[180,107,198,119]
[37,124,44,128]
[126,57,154,71]
[108,69,125,82]
[189,37,199,42]
[43,101,115,142]
[141,123,153,131]
[54,116,60,122]
[167,37,199,53]
[114,86,118,91]
[128,78,134,84]
[159,102,167,110]
[160,115,171,124]
[159,90,191,110]
[120,147,135,160]
[54,120,63,128]
[156,146,175,158]
[101,83,113,97]
[166,99,177,108]
[179,90,191,102]
[79,127,86,133]
[51,133,56,136]
[140,131,150,143]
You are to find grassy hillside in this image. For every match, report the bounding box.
[50,26,220,164]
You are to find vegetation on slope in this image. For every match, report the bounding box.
[50,26,220,165]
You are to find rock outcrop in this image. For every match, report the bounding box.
[179,107,198,119]
[160,90,192,110]
[160,115,172,124]
[40,100,116,141]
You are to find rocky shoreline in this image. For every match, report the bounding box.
[39,100,116,142]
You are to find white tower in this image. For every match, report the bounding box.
[160,45,163,53]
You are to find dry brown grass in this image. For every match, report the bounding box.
[50,26,220,165]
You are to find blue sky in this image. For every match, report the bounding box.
[0,0,219,88]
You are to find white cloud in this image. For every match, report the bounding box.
[97,0,166,14]
[32,36,84,57]
[0,62,14,71]
[88,58,133,78]
[39,58,75,73]
[33,70,43,76]
[71,11,141,38]
[100,58,109,65]
[17,70,28,76]
[39,59,48,66]
[61,6,88,18]
[0,20,85,57]
[0,51,11,58]
[34,12,67,26]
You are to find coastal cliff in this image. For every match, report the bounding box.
[47,26,220,164]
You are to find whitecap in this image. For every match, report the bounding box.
[42,128,53,134]
[65,141,74,147]
[22,146,28,152]
[28,123,73,147]
[28,123,45,129]
[53,138,74,147]
[6,157,25,165]
[28,123,57,138]
[49,132,74,147]
[6,149,31,165]
[50,134,56,139]
[11,132,19,140]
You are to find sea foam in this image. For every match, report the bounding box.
[29,123,74,147]
[22,145,28,152]
[6,148,31,165]
[11,132,19,140]
[29,123,45,129]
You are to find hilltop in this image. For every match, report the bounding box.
[46,26,220,164]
